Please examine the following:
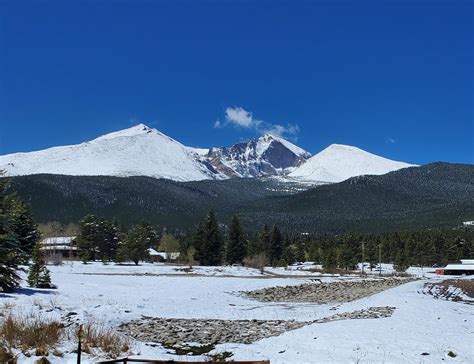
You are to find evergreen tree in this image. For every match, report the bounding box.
[0,177,22,292]
[27,241,53,288]
[6,197,40,263]
[269,224,283,263]
[77,214,99,262]
[282,244,297,265]
[224,215,246,264]
[96,219,119,262]
[121,222,156,265]
[77,215,120,262]
[194,210,222,266]
[323,247,337,269]
[258,224,271,258]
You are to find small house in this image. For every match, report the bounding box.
[437,259,474,275]
[40,236,78,259]
[147,248,180,263]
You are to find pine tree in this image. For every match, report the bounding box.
[121,223,156,265]
[259,224,271,258]
[323,247,337,269]
[224,215,246,264]
[77,214,99,262]
[0,177,22,292]
[27,241,52,288]
[194,210,222,266]
[77,215,120,262]
[269,224,283,262]
[0,176,41,292]
[96,219,119,262]
[6,197,40,263]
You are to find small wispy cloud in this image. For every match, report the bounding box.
[216,106,300,139]
[386,137,396,144]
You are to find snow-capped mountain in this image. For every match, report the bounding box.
[0,124,220,182]
[0,124,416,183]
[205,134,311,178]
[288,144,417,183]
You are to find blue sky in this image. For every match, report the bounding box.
[0,0,472,164]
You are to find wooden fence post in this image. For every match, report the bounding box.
[77,324,83,364]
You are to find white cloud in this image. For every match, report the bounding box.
[264,123,300,138]
[225,107,257,128]
[216,106,300,139]
[387,137,396,144]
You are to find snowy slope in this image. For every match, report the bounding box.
[0,124,219,182]
[289,144,416,183]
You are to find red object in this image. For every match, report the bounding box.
[435,269,445,275]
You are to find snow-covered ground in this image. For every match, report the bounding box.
[1,262,472,363]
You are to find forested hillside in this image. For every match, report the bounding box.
[5,162,474,233]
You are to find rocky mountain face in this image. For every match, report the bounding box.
[204,134,311,178]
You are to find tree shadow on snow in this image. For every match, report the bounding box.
[0,287,57,298]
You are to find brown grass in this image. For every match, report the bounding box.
[440,279,474,298]
[0,312,131,359]
[0,313,63,351]
[243,253,269,274]
[74,322,131,358]
[0,346,17,364]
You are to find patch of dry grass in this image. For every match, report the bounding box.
[74,321,131,359]
[440,279,474,298]
[0,311,131,359]
[0,312,63,352]
[0,346,17,364]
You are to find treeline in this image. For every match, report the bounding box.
[73,211,304,268]
[72,210,473,270]
[305,229,473,270]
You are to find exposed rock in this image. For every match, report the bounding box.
[119,306,396,349]
[243,277,414,303]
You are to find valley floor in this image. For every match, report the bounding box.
[1,262,473,363]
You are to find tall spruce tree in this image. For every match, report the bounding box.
[120,222,156,265]
[76,214,99,262]
[194,210,222,266]
[269,224,283,263]
[224,215,246,265]
[0,177,22,292]
[77,215,119,262]
[6,197,40,263]
[259,224,271,257]
[27,241,52,288]
[323,247,337,269]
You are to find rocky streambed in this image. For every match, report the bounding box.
[243,277,414,303]
[119,306,396,352]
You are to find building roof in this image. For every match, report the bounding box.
[147,248,180,259]
[148,248,160,256]
[444,263,474,271]
[41,236,76,246]
[41,245,78,251]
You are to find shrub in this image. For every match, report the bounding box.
[243,253,269,274]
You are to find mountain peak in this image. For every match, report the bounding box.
[289,143,416,183]
[93,123,158,142]
[257,134,310,157]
